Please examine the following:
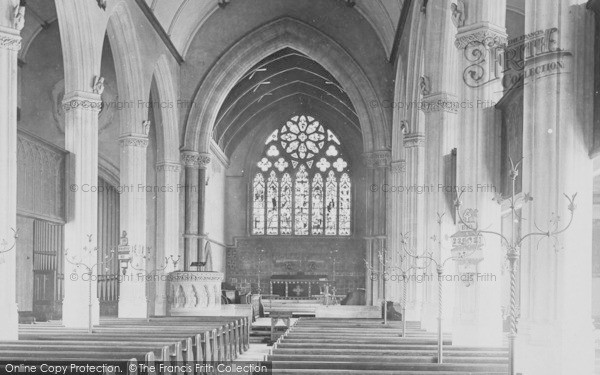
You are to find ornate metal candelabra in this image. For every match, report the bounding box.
[395,251,429,338]
[401,212,477,364]
[65,235,115,333]
[365,245,394,324]
[0,228,19,264]
[454,158,577,375]
[122,244,150,276]
[365,243,426,328]
[257,249,265,294]
[327,247,340,305]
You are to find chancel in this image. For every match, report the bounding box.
[0,0,599,374]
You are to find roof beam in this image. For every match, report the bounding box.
[134,0,184,64]
[389,0,413,64]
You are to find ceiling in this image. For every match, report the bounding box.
[144,0,405,58]
[19,0,58,59]
[19,0,405,62]
[213,48,360,156]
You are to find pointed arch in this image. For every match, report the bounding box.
[151,54,181,163]
[106,1,147,134]
[183,17,390,155]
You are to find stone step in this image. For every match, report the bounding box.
[270,361,508,372]
[285,333,446,339]
[272,348,509,357]
[290,328,427,333]
[269,354,508,364]
[280,338,453,345]
[272,370,506,375]
[275,343,506,351]
[296,322,421,326]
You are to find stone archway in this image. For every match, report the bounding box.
[183,16,390,155]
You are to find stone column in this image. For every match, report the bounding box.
[197,154,210,267]
[455,0,506,345]
[364,151,390,305]
[388,159,406,304]
[53,0,106,328]
[517,1,595,373]
[62,91,103,327]
[154,161,181,316]
[0,13,21,340]
[419,0,461,333]
[181,151,210,270]
[181,151,202,270]
[452,0,507,347]
[402,132,426,320]
[118,133,149,318]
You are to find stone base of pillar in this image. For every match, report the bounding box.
[516,320,594,375]
[118,295,149,319]
[405,300,422,321]
[451,318,503,346]
[420,301,438,332]
[153,292,168,317]
[0,302,18,340]
[62,297,100,328]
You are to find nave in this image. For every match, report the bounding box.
[0,0,599,374]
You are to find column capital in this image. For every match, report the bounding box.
[363,150,391,169]
[119,133,149,148]
[455,22,507,50]
[403,133,425,148]
[0,26,21,51]
[421,92,459,114]
[156,161,182,173]
[62,90,102,113]
[390,160,407,174]
[181,151,211,169]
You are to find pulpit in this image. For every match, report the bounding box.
[167,271,224,316]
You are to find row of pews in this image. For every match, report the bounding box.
[0,316,250,375]
[268,318,509,374]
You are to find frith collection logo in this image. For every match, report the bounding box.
[463,27,570,90]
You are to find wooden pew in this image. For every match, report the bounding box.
[0,352,146,375]
[12,316,246,375]
[98,316,249,360]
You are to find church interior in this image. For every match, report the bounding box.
[0,0,599,374]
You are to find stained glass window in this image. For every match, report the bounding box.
[325,170,338,235]
[266,171,279,235]
[280,173,293,235]
[251,114,351,236]
[252,174,265,235]
[339,173,351,236]
[312,174,324,235]
[295,165,309,235]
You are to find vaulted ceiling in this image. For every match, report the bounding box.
[144,0,405,58]
[19,0,405,62]
[213,48,360,156]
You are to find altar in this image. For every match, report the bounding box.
[269,273,331,298]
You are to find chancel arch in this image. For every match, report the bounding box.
[183,16,390,156]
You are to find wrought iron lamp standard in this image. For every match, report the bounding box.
[454,158,577,375]
[395,252,428,337]
[365,244,427,331]
[65,235,115,334]
[401,213,477,364]
[365,246,393,324]
[0,228,19,263]
[257,249,265,294]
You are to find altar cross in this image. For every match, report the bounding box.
[292,285,304,296]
